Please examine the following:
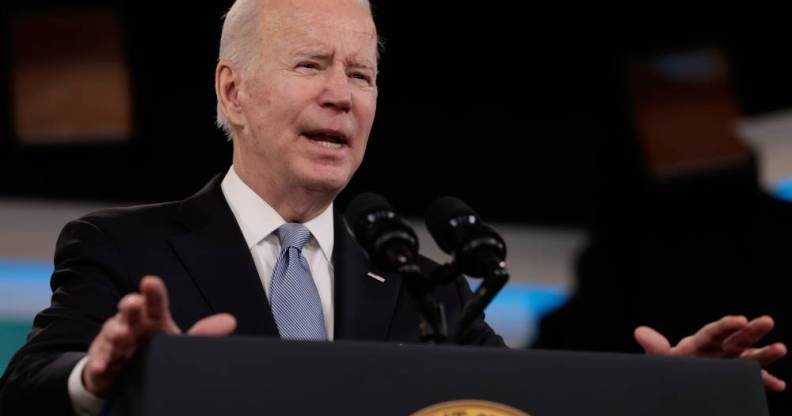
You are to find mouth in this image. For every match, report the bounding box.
[301,129,350,150]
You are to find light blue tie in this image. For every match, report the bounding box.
[270,223,327,340]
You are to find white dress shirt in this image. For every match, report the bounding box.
[220,165,336,339]
[68,166,336,415]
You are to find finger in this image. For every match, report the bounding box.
[118,295,145,353]
[634,326,672,355]
[84,346,117,397]
[674,315,748,355]
[84,314,137,397]
[723,316,774,356]
[739,343,788,367]
[762,369,787,392]
[141,276,169,321]
[118,294,159,360]
[88,326,112,374]
[90,317,127,375]
[187,313,237,336]
[84,352,110,391]
[83,347,116,397]
[113,318,140,362]
[140,276,180,333]
[98,317,125,359]
[103,317,134,368]
[118,293,144,329]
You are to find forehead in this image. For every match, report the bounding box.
[259,0,378,61]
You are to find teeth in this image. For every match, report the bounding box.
[315,140,343,149]
[304,133,345,149]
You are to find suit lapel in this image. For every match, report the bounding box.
[169,175,278,336]
[332,211,402,341]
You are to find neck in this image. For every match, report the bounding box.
[232,154,334,223]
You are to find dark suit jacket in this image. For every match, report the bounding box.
[0,174,504,415]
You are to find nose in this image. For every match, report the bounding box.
[320,65,352,113]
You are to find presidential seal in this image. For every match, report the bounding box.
[411,399,530,416]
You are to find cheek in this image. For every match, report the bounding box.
[356,93,378,128]
[265,81,318,126]
[241,83,274,131]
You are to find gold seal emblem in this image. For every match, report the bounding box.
[411,400,530,416]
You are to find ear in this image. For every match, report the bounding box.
[215,61,246,130]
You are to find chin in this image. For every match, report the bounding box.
[301,172,352,195]
[299,161,357,191]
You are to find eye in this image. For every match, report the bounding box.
[296,61,321,71]
[349,72,372,84]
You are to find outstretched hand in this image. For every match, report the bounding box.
[83,276,237,397]
[634,315,787,392]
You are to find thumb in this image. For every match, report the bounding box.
[634,326,672,355]
[187,313,237,336]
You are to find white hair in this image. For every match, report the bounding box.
[215,0,375,140]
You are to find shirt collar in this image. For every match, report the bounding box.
[220,166,335,262]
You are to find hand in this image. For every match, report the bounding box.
[634,315,787,392]
[83,275,237,397]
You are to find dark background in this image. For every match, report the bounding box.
[2,2,791,224]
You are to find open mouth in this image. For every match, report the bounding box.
[302,129,350,150]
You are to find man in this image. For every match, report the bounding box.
[0,0,786,414]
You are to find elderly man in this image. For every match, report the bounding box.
[0,0,786,414]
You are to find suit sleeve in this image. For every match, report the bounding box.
[0,217,132,415]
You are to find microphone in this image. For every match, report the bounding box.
[424,196,509,343]
[344,192,448,343]
[425,196,506,278]
[344,192,420,272]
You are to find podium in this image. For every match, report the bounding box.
[108,335,769,415]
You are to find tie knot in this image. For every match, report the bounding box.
[275,223,312,251]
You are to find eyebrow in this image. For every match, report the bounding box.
[346,61,376,72]
[292,49,376,73]
[293,49,333,61]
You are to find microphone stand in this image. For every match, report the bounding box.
[452,264,509,344]
[430,262,509,344]
[398,263,448,344]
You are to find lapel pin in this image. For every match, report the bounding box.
[367,272,386,283]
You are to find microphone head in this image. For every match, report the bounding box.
[344,192,392,231]
[344,192,418,271]
[425,196,506,277]
[425,196,480,254]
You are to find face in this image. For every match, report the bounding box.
[234,0,378,196]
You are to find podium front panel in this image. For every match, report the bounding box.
[110,335,769,416]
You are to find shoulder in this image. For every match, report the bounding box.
[59,173,227,243]
[59,200,185,245]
